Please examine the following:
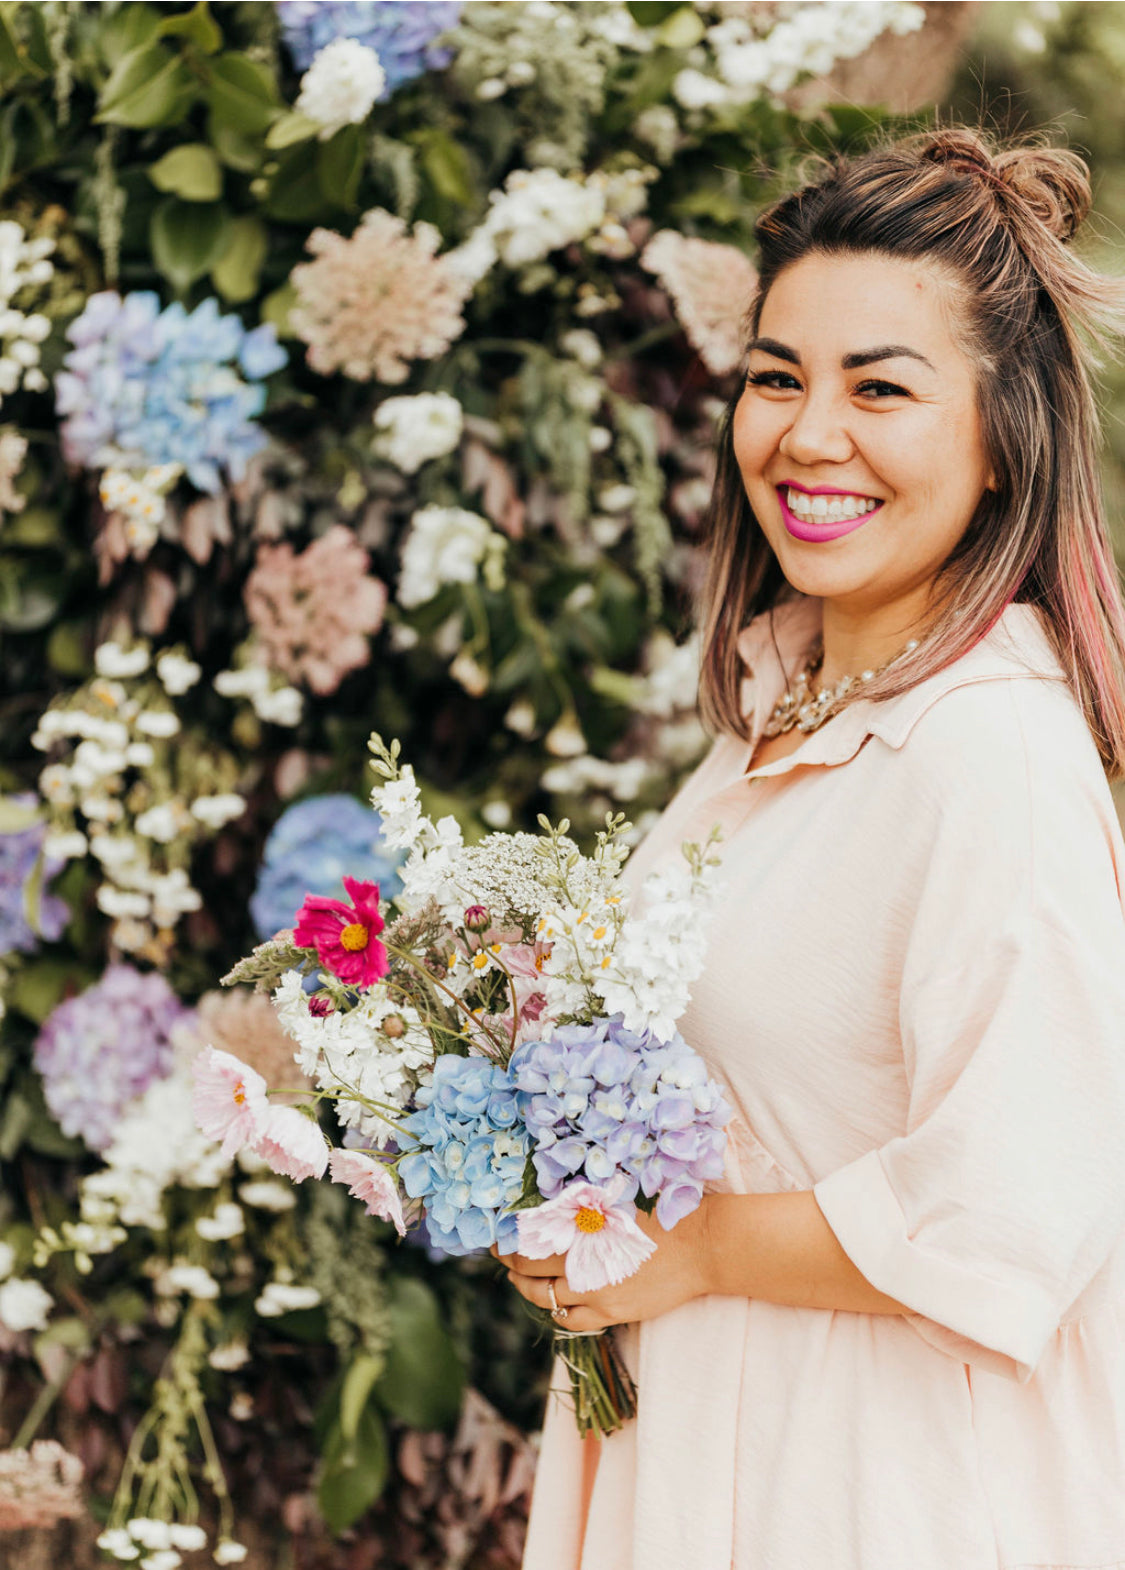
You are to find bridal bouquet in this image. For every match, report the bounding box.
[194,734,728,1436]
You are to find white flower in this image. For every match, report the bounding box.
[125,742,156,767]
[253,685,303,727]
[213,1542,248,1565]
[148,869,202,927]
[477,167,607,269]
[0,1276,52,1331]
[134,709,180,738]
[597,483,636,513]
[504,699,537,738]
[96,886,152,919]
[0,1240,14,1279]
[127,1519,173,1552]
[195,1202,245,1241]
[238,1179,296,1212]
[42,828,87,859]
[255,1280,321,1317]
[96,1528,140,1561]
[155,652,202,695]
[672,68,730,110]
[214,666,270,700]
[94,642,150,679]
[169,1524,207,1551]
[475,76,507,101]
[295,38,385,138]
[480,798,511,829]
[449,649,488,696]
[209,1340,250,1371]
[140,1550,183,1570]
[544,713,586,758]
[373,392,463,474]
[397,505,495,609]
[559,328,602,368]
[160,1263,220,1300]
[190,794,247,829]
[135,803,182,843]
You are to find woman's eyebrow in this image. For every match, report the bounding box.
[747,337,936,373]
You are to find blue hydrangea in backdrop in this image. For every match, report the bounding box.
[250,793,404,940]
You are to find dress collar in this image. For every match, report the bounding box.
[735,597,1068,779]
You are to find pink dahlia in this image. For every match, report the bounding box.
[290,208,470,385]
[293,875,388,986]
[516,1179,656,1294]
[640,229,758,376]
[328,1148,407,1235]
[254,1103,329,1182]
[191,1046,270,1159]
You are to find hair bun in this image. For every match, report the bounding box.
[992,147,1092,243]
[917,129,1091,244]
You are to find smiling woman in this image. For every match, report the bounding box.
[519,129,1125,1570]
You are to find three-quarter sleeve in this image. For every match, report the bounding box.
[813,690,1125,1382]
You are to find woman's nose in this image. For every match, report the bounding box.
[777,394,854,467]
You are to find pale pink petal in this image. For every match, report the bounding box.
[191,1045,269,1160]
[254,1104,328,1182]
[328,1148,407,1236]
[564,1212,656,1293]
[516,1202,582,1260]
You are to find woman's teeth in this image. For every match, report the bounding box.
[785,488,879,522]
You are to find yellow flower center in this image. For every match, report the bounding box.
[592,925,607,941]
[472,952,491,970]
[233,1080,246,1106]
[340,922,369,952]
[575,1206,606,1234]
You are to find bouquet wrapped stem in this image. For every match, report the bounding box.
[554,1324,638,1438]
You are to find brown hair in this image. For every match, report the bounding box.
[697,127,1125,777]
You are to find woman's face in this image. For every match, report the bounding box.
[732,250,995,630]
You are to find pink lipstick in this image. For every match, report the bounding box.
[776,483,883,543]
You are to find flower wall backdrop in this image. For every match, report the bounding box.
[0,1,982,1563]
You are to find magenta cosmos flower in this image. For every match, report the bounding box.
[292,875,388,986]
[191,1047,270,1158]
[328,1147,407,1235]
[516,1178,656,1293]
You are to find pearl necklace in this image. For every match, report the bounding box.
[763,636,920,737]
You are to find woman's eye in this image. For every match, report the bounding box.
[854,379,909,399]
[746,369,801,391]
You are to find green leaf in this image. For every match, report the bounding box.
[1,505,62,547]
[208,117,264,173]
[654,5,706,48]
[9,960,86,1024]
[97,3,163,70]
[261,280,298,337]
[0,796,41,833]
[22,846,45,937]
[317,1407,388,1533]
[339,1352,384,1441]
[415,128,475,208]
[0,1089,31,1161]
[96,42,197,128]
[265,110,320,151]
[375,1279,464,1430]
[626,1,683,23]
[0,558,66,630]
[150,199,231,292]
[155,0,222,54]
[205,52,280,135]
[212,214,268,303]
[317,124,364,211]
[46,622,91,679]
[263,143,329,223]
[148,143,223,202]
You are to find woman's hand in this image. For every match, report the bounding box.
[491,1199,713,1333]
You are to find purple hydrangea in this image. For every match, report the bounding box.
[55,292,287,494]
[398,1055,529,1255]
[510,1019,731,1230]
[276,0,462,86]
[0,797,68,955]
[33,965,193,1152]
[250,794,404,940]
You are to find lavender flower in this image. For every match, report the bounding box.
[250,794,403,940]
[276,1,462,86]
[510,1018,731,1229]
[398,1055,529,1255]
[33,965,192,1152]
[56,292,287,494]
[0,795,68,954]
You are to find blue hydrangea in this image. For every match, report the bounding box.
[510,1018,732,1230]
[276,0,462,86]
[397,1055,529,1255]
[56,292,288,494]
[33,965,193,1152]
[0,797,68,956]
[250,793,404,940]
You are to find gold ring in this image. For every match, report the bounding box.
[547,1279,569,1321]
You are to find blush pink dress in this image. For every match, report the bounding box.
[522,597,1125,1570]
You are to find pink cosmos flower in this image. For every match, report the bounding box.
[254,1103,329,1182]
[293,875,388,987]
[328,1148,407,1236]
[191,1046,270,1159]
[516,1179,656,1294]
